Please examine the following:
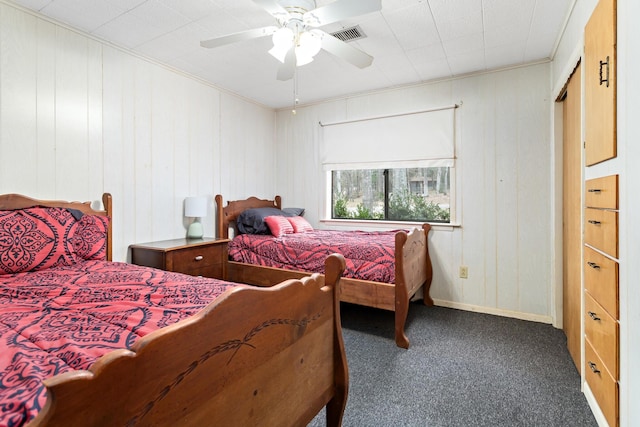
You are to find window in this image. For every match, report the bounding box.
[331,167,451,223]
[321,105,457,224]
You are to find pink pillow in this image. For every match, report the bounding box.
[287,216,314,233]
[264,215,294,237]
[70,214,110,260]
[0,207,78,275]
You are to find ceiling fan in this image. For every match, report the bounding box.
[200,0,382,81]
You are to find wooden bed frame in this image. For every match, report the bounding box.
[1,193,348,427]
[215,194,434,349]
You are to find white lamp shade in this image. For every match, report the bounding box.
[184,196,208,218]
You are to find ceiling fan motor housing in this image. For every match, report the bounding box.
[278,0,317,16]
[277,0,317,31]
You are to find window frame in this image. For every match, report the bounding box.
[323,162,457,226]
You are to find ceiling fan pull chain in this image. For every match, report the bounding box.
[292,66,299,114]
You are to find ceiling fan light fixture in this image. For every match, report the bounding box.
[295,51,314,66]
[296,30,322,62]
[269,27,294,62]
[201,0,381,80]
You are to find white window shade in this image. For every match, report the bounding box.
[321,106,456,171]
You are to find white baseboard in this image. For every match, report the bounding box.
[432,299,554,324]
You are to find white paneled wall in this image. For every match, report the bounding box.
[0,3,276,261]
[275,63,553,322]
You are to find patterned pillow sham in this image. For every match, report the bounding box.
[70,214,109,260]
[0,207,78,275]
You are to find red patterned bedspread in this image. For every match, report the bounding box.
[229,230,398,283]
[0,260,238,427]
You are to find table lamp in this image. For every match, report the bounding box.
[184,196,207,239]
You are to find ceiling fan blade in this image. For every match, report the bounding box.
[200,26,278,49]
[252,0,290,21]
[320,32,373,68]
[304,0,382,27]
[277,48,296,81]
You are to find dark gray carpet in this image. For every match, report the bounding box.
[309,302,597,427]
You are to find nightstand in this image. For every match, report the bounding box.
[129,238,229,280]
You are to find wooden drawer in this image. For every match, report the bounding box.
[585,175,618,209]
[130,238,229,280]
[585,292,619,377]
[584,246,619,319]
[585,339,618,427]
[169,245,221,269]
[584,208,618,257]
[168,245,225,277]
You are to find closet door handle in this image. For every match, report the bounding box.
[588,362,601,374]
[588,220,601,225]
[599,56,610,87]
[587,262,601,270]
[588,311,601,321]
[587,188,602,193]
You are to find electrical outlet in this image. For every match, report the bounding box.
[459,266,468,279]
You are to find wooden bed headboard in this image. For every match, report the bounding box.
[215,194,281,239]
[0,193,113,261]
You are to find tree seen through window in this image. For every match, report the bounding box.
[331,168,450,222]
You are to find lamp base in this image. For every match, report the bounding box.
[187,220,204,239]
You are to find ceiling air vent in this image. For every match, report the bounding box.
[330,25,366,42]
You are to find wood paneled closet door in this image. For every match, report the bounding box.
[562,63,582,372]
[585,0,616,165]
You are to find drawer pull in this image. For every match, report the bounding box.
[587,262,601,270]
[599,56,610,87]
[588,311,601,321]
[194,255,204,261]
[588,361,600,374]
[587,188,602,193]
[588,220,601,225]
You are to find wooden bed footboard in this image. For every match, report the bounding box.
[393,223,433,348]
[216,195,434,349]
[28,254,349,427]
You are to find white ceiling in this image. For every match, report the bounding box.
[8,0,574,109]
